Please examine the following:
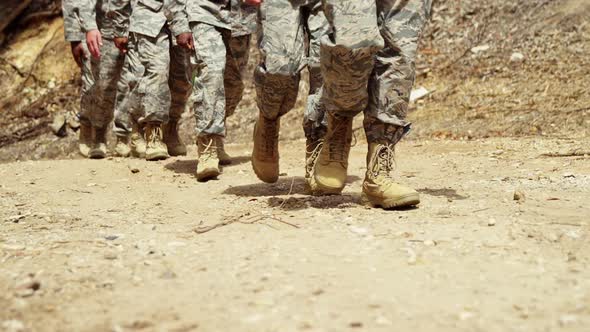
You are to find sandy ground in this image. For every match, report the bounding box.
[1,138,589,332]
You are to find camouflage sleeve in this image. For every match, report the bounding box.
[62,0,85,41]
[166,0,191,37]
[109,0,132,37]
[77,0,99,32]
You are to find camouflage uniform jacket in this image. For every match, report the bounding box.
[107,0,190,38]
[62,0,121,40]
[178,0,257,36]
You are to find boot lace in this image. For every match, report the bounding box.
[305,140,323,176]
[199,138,216,161]
[149,127,163,146]
[369,144,396,180]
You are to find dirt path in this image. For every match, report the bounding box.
[1,138,589,332]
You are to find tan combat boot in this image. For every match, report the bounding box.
[78,122,92,157]
[362,143,420,209]
[88,126,107,159]
[196,136,220,182]
[216,137,232,165]
[130,124,146,158]
[144,123,169,161]
[304,138,322,194]
[163,119,187,156]
[312,114,353,195]
[114,135,131,157]
[251,114,280,183]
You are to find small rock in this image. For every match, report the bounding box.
[349,322,363,328]
[401,248,417,265]
[130,168,140,174]
[375,316,392,326]
[1,320,25,332]
[349,226,369,235]
[424,240,437,247]
[471,44,490,53]
[559,314,578,326]
[459,311,475,321]
[6,215,26,223]
[513,189,525,202]
[510,52,525,62]
[563,172,575,178]
[487,218,497,227]
[104,252,118,260]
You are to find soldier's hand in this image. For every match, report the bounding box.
[114,37,129,54]
[244,0,262,5]
[70,41,87,68]
[176,32,194,50]
[86,29,103,59]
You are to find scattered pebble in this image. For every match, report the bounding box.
[513,189,525,202]
[349,226,369,236]
[1,320,25,332]
[487,218,497,227]
[471,44,490,53]
[349,322,363,328]
[559,314,578,326]
[375,316,392,326]
[424,240,437,247]
[510,52,525,62]
[104,252,118,260]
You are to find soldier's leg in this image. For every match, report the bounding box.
[362,0,432,209]
[189,23,227,181]
[113,45,146,158]
[78,41,93,157]
[86,38,125,159]
[252,0,306,183]
[224,34,250,119]
[165,40,192,156]
[218,33,251,165]
[311,0,383,194]
[133,31,172,161]
[303,3,330,186]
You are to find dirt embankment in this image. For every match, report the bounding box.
[1,0,589,162]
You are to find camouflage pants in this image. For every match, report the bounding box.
[113,29,192,137]
[79,38,124,128]
[255,0,330,142]
[189,23,250,137]
[320,0,432,144]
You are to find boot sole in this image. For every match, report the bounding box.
[252,161,279,183]
[89,151,106,159]
[362,192,420,209]
[196,168,220,182]
[312,176,345,196]
[146,152,169,161]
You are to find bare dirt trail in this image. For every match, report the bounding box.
[1,138,589,332]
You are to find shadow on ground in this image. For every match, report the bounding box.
[417,188,468,200]
[223,176,364,210]
[164,155,251,175]
[223,176,362,197]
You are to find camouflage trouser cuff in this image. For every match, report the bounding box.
[364,122,412,146]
